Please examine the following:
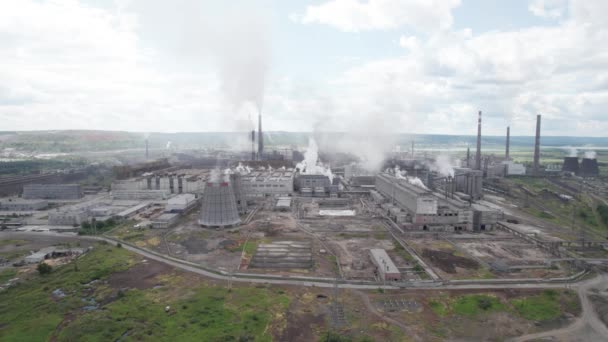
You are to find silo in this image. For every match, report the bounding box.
[198,181,241,228]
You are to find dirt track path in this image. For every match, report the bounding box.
[352,290,422,341]
[510,274,608,342]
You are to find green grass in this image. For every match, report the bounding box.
[57,286,288,341]
[0,240,27,248]
[452,294,505,316]
[0,242,290,342]
[510,290,561,321]
[598,204,608,227]
[429,300,448,317]
[0,268,17,283]
[0,244,134,342]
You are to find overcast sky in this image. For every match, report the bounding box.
[0,0,607,136]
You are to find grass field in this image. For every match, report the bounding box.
[0,243,289,342]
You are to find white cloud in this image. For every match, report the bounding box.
[528,0,567,19]
[297,0,461,32]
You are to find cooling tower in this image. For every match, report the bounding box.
[561,157,579,174]
[199,181,241,228]
[580,158,599,177]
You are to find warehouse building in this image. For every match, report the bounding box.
[23,184,83,200]
[375,173,474,231]
[166,194,198,213]
[240,168,294,197]
[0,198,48,211]
[369,248,400,282]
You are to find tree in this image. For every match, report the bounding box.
[37,262,52,275]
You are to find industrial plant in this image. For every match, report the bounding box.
[1,110,607,341]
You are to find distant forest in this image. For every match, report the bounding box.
[0,130,607,153]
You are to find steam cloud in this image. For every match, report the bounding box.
[296,137,335,182]
[391,166,428,190]
[584,151,597,159]
[428,154,455,177]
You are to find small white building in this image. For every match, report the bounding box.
[504,161,526,175]
[151,213,179,229]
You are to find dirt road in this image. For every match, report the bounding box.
[511,274,608,342]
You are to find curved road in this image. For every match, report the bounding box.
[510,274,608,342]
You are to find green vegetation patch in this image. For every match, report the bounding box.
[451,294,505,316]
[0,239,27,248]
[597,204,608,227]
[57,285,289,341]
[0,268,17,283]
[0,243,291,342]
[0,244,134,341]
[510,289,561,321]
[429,300,448,317]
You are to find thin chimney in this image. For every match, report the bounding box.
[145,139,149,160]
[466,146,470,168]
[505,126,510,160]
[475,111,482,170]
[258,113,264,159]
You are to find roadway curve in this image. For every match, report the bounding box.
[1,231,595,291]
[510,274,608,342]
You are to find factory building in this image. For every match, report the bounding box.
[0,198,48,211]
[375,173,475,231]
[239,168,295,198]
[111,172,207,194]
[166,194,198,213]
[369,249,400,282]
[23,184,83,200]
[453,168,483,200]
[375,173,437,215]
[151,213,180,229]
[111,190,170,200]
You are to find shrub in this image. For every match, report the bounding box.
[37,262,52,275]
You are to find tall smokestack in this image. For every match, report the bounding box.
[251,130,256,161]
[533,114,541,174]
[411,140,415,158]
[475,111,482,170]
[258,112,264,159]
[145,139,149,160]
[505,126,510,160]
[466,146,470,168]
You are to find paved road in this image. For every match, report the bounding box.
[1,231,592,291]
[510,274,608,342]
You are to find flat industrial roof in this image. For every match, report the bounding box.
[369,248,399,274]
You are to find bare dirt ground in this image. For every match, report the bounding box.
[107,259,173,289]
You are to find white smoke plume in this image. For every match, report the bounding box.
[390,166,428,190]
[584,151,597,159]
[296,137,334,182]
[563,146,578,157]
[428,154,455,177]
[235,162,251,174]
[166,141,172,150]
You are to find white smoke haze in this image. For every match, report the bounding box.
[584,151,597,159]
[235,162,251,174]
[296,137,335,182]
[165,141,172,150]
[390,166,428,190]
[428,154,455,177]
[563,146,578,157]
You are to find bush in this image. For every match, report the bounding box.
[37,262,52,275]
[116,243,122,248]
[477,297,493,310]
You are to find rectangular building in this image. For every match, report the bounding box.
[0,199,48,211]
[23,184,83,200]
[369,248,400,281]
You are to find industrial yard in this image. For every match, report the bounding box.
[1,114,608,341]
